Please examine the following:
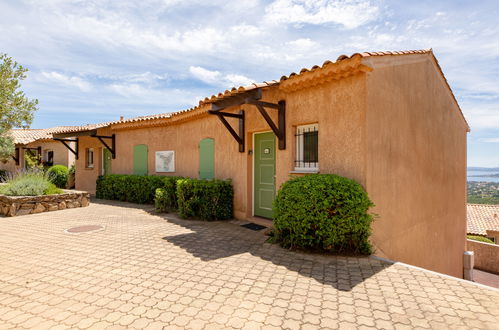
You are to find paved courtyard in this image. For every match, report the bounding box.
[0,200,498,329]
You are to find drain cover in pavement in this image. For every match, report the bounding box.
[241,223,267,231]
[66,225,103,233]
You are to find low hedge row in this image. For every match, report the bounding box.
[96,174,233,221]
[96,174,181,204]
[176,178,233,221]
[154,176,184,212]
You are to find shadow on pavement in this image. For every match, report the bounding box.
[93,198,391,292]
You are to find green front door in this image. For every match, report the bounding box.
[103,148,112,175]
[199,138,215,180]
[254,132,276,218]
[133,144,148,175]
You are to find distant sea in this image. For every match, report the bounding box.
[467,168,499,183]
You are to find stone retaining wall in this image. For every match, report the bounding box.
[467,239,499,274]
[0,190,90,217]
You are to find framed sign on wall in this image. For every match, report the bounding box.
[155,151,175,173]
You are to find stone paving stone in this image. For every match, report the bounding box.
[0,200,498,329]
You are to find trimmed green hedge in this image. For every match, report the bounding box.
[467,235,495,244]
[96,174,177,204]
[96,174,233,221]
[154,176,184,212]
[176,178,233,221]
[47,165,69,188]
[273,174,374,255]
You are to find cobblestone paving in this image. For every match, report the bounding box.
[0,200,498,329]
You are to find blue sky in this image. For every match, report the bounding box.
[1,0,498,167]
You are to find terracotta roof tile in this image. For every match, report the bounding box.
[467,204,499,235]
[51,123,112,134]
[10,126,79,144]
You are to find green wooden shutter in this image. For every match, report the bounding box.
[103,148,112,175]
[133,144,148,175]
[199,138,214,180]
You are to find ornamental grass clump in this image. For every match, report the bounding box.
[0,170,62,196]
[273,174,374,255]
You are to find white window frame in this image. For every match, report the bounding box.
[295,123,319,172]
[86,148,94,168]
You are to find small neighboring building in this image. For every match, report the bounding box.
[53,49,469,278]
[467,203,499,243]
[0,127,77,173]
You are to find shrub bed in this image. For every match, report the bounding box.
[47,165,69,188]
[176,178,233,221]
[273,174,374,255]
[0,170,62,196]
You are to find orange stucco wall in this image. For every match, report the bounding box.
[364,54,468,278]
[0,140,74,173]
[75,74,368,221]
[74,131,110,193]
[74,53,467,278]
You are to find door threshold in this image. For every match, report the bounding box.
[247,216,274,229]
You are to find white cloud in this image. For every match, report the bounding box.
[287,38,318,49]
[189,66,221,84]
[40,71,92,91]
[462,105,499,130]
[224,74,253,87]
[108,83,199,107]
[124,72,168,83]
[264,0,379,29]
[189,66,253,87]
[230,24,262,37]
[480,138,499,143]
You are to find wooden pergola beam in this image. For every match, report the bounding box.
[91,134,116,159]
[53,138,79,160]
[209,89,286,150]
[212,111,245,152]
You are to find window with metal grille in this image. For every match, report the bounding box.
[295,124,318,170]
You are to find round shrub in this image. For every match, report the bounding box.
[47,165,69,188]
[273,174,374,254]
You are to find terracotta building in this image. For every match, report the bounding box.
[53,49,469,278]
[0,127,77,173]
[467,203,499,243]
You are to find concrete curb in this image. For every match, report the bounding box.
[370,255,499,293]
